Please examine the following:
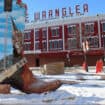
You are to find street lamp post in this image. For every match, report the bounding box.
[82,40,89,72]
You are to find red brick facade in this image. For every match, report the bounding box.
[24,15,105,67]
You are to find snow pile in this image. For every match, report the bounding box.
[0,72,105,105]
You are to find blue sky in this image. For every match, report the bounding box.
[0,0,25,59]
[22,0,105,21]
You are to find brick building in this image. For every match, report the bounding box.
[23,14,105,67]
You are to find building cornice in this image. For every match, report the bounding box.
[25,14,105,30]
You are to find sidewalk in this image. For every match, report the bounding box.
[32,66,105,80]
[65,66,105,73]
[30,66,105,74]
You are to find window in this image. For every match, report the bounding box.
[58,40,63,50]
[42,41,47,51]
[49,40,63,50]
[24,32,31,40]
[67,38,77,49]
[53,41,58,50]
[24,43,31,51]
[102,23,105,32]
[51,28,59,37]
[42,29,47,39]
[84,24,94,34]
[88,36,99,48]
[35,29,39,39]
[49,41,53,50]
[35,42,40,50]
[68,25,76,35]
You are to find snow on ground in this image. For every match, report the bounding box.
[0,70,105,105]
